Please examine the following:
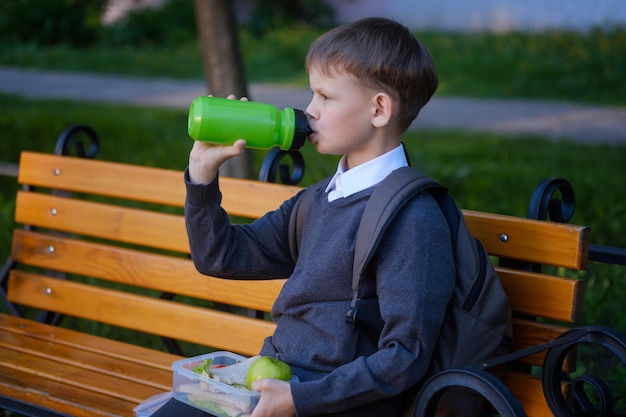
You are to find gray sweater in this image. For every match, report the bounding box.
[184,171,455,417]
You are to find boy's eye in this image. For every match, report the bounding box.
[311,91,329,101]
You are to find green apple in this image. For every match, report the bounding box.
[246,355,292,390]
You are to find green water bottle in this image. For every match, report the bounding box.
[188,96,309,150]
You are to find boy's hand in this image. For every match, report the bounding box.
[250,379,296,417]
[187,95,247,184]
[188,139,246,184]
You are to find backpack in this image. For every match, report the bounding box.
[288,166,513,416]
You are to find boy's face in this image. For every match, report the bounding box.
[306,67,390,168]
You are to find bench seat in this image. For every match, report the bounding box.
[0,151,596,417]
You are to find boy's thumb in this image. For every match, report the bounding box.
[220,140,246,161]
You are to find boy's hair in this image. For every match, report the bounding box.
[306,17,438,133]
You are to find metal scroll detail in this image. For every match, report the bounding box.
[505,177,577,272]
[412,325,626,417]
[527,176,626,266]
[258,147,305,185]
[54,125,100,157]
[527,177,576,223]
[542,325,626,417]
[413,368,527,417]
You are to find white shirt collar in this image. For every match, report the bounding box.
[325,144,409,202]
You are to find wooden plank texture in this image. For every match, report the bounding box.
[8,272,276,356]
[16,152,590,269]
[509,320,576,370]
[0,314,176,417]
[17,152,591,270]
[14,191,190,253]
[497,267,584,323]
[10,229,285,312]
[18,151,301,217]
[502,372,552,417]
[464,209,590,270]
[0,314,179,369]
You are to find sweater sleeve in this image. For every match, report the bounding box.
[290,193,456,417]
[184,169,297,280]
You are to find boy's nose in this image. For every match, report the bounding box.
[305,101,317,119]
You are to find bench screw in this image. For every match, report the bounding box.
[47,245,55,253]
[53,168,61,176]
[500,233,509,243]
[50,208,58,216]
[45,287,52,295]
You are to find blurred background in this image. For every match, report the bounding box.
[0,0,625,413]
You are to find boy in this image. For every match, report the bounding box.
[185,17,452,417]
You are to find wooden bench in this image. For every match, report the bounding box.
[0,150,622,417]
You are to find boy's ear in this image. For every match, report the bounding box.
[371,93,394,128]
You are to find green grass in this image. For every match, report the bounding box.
[420,27,626,105]
[1,25,626,104]
[0,42,206,79]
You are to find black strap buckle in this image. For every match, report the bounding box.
[345,300,360,328]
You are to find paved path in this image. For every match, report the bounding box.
[2,66,625,144]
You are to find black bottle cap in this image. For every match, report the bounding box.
[290,108,310,150]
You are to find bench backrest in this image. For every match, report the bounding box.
[8,152,590,417]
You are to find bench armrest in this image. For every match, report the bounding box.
[414,325,626,417]
[414,367,525,417]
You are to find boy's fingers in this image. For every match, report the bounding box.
[225,94,248,101]
[232,139,247,152]
[220,140,246,160]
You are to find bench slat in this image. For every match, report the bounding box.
[464,210,590,270]
[0,364,139,417]
[18,151,302,218]
[18,151,186,207]
[0,314,174,417]
[510,319,576,371]
[11,229,284,312]
[15,191,190,253]
[502,371,551,417]
[8,271,276,356]
[0,345,164,403]
[510,319,568,358]
[497,267,583,323]
[0,314,179,370]
[0,329,170,390]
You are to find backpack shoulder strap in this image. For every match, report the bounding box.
[346,166,448,326]
[288,176,332,263]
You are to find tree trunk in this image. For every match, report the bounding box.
[193,0,254,179]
